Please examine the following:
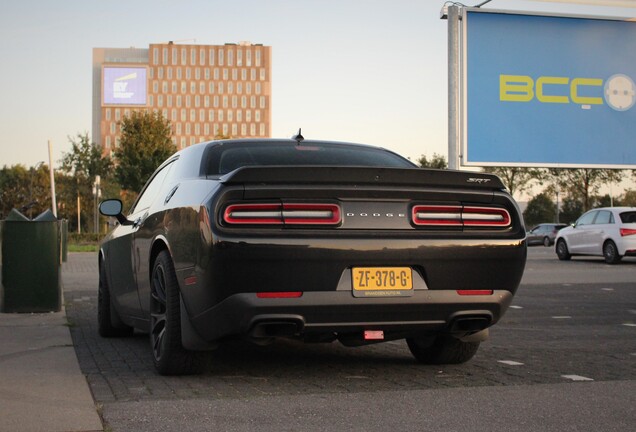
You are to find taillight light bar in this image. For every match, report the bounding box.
[457,290,494,296]
[412,205,511,228]
[257,291,303,298]
[620,228,636,237]
[224,203,341,226]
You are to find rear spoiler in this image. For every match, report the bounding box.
[217,166,506,191]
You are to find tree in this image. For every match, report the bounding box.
[482,167,544,199]
[621,189,636,207]
[114,111,175,193]
[523,192,556,227]
[61,133,112,179]
[559,196,584,225]
[59,133,112,232]
[547,168,624,212]
[417,153,447,169]
[0,164,51,219]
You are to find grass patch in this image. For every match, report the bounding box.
[68,243,98,253]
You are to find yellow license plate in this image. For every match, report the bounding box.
[352,267,413,297]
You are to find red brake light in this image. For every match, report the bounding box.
[620,228,636,237]
[457,290,493,296]
[412,205,511,228]
[224,203,341,226]
[257,292,303,298]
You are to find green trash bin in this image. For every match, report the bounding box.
[1,209,61,313]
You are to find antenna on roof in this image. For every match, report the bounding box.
[292,128,304,144]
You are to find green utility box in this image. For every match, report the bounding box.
[0,209,62,313]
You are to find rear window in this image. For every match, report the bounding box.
[619,211,636,223]
[205,141,416,175]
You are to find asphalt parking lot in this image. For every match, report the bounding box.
[64,247,636,431]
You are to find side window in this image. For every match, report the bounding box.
[576,211,596,226]
[594,210,612,225]
[129,161,175,215]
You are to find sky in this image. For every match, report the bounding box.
[0,0,634,170]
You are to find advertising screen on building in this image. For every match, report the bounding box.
[103,67,147,106]
[463,10,636,168]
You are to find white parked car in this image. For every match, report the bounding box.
[555,207,636,264]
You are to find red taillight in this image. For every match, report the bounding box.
[457,290,494,296]
[256,291,303,298]
[224,203,282,225]
[411,205,462,226]
[412,205,511,228]
[224,203,341,226]
[620,228,636,237]
[282,203,341,225]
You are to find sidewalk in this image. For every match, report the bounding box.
[0,253,103,432]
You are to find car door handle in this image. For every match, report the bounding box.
[133,217,143,228]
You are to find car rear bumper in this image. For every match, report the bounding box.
[188,289,514,343]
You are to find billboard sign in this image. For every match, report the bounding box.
[463,10,636,167]
[103,66,148,106]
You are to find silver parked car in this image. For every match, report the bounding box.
[526,223,567,247]
[555,207,636,264]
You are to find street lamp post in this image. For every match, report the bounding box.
[92,175,101,234]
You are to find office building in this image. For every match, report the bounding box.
[92,42,271,156]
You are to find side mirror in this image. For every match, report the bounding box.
[99,199,132,226]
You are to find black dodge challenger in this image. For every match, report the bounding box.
[98,137,527,375]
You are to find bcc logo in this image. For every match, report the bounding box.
[500,74,636,111]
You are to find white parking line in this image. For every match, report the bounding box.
[498,360,524,366]
[622,323,636,327]
[562,375,594,382]
[509,305,523,309]
[552,316,572,319]
[601,288,614,291]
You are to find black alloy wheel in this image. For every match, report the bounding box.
[603,240,622,264]
[556,239,571,261]
[543,236,551,247]
[150,250,205,375]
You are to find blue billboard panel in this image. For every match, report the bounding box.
[464,10,636,167]
[103,67,148,106]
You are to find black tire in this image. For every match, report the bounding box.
[556,239,571,261]
[150,250,206,375]
[603,240,622,264]
[407,335,480,364]
[98,262,134,337]
[543,236,551,247]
